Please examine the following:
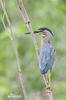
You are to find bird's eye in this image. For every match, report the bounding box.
[43,33,46,36]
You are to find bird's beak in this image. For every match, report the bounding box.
[24,30,40,34]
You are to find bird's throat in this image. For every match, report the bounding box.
[41,37,51,48]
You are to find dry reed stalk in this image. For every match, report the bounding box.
[1,1,28,100]
[18,0,54,100]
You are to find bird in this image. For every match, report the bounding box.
[25,27,56,90]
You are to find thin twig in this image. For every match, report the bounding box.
[0,1,28,100]
[43,75,54,100]
[1,14,13,40]
[18,0,54,100]
[18,0,39,59]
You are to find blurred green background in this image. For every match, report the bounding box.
[0,0,66,100]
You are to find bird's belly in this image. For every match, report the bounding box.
[40,62,52,74]
[39,52,54,74]
[39,43,55,74]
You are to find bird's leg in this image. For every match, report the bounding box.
[49,70,52,90]
[43,74,52,95]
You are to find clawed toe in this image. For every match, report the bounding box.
[46,86,52,91]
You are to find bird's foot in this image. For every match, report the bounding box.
[46,85,52,91]
[44,90,52,95]
[44,87,52,95]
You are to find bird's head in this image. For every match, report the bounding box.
[25,27,53,41]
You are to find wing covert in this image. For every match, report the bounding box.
[39,43,55,74]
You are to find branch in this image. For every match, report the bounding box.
[1,1,28,100]
[1,14,13,40]
[17,0,54,100]
[18,0,39,59]
[43,75,54,100]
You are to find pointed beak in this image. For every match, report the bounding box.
[24,30,40,34]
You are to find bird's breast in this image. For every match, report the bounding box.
[39,43,55,74]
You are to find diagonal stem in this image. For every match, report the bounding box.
[1,1,28,100]
[18,0,39,59]
[18,0,54,100]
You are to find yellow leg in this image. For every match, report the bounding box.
[49,70,51,89]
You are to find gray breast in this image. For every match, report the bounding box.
[39,43,55,74]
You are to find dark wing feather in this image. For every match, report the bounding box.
[39,43,55,74]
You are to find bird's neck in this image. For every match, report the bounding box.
[41,37,51,48]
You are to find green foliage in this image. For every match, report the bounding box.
[0,0,66,100]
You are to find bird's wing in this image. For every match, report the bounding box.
[50,48,56,69]
[39,44,55,71]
